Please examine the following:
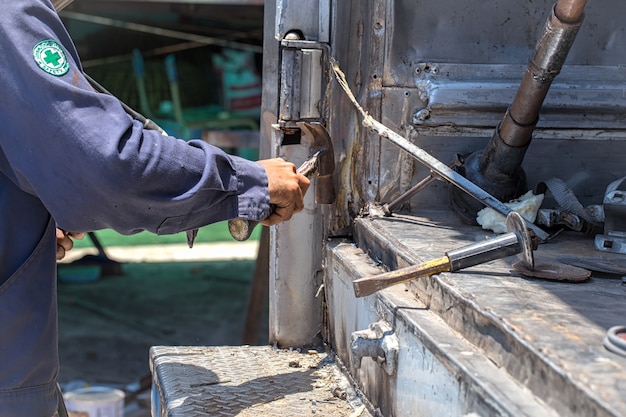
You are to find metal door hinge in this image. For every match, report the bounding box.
[279,38,329,130]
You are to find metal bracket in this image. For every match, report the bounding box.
[595,176,626,254]
[350,321,399,376]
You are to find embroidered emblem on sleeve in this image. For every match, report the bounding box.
[32,39,70,76]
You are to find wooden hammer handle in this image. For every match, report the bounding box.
[352,256,451,297]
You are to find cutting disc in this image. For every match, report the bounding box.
[513,261,591,282]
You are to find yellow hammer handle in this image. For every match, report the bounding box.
[353,256,451,297]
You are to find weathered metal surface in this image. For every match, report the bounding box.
[150,346,373,417]
[347,210,626,416]
[275,0,331,42]
[384,0,626,86]
[379,96,626,217]
[324,0,389,232]
[350,321,399,376]
[352,208,535,297]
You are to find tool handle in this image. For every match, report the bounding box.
[353,256,450,298]
[228,218,262,241]
[229,201,281,241]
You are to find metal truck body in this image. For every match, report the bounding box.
[263,1,626,416]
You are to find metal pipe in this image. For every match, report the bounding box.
[555,0,587,23]
[451,0,587,222]
[499,1,585,148]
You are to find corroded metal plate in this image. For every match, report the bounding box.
[150,346,372,417]
[512,261,591,282]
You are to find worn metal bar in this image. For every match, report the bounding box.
[52,0,74,11]
[383,156,462,216]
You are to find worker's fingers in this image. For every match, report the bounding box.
[296,173,310,202]
[68,231,86,240]
[257,158,310,225]
[55,228,85,260]
[56,228,72,260]
[260,203,298,226]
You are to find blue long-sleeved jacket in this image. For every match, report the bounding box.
[0,1,269,415]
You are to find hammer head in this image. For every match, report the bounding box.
[299,122,336,204]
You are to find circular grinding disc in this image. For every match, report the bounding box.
[513,261,591,282]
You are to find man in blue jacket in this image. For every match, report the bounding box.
[0,1,310,415]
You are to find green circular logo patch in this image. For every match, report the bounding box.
[33,39,70,76]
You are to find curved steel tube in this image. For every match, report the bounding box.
[498,0,587,148]
[555,0,588,23]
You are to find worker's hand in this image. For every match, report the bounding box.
[56,228,86,260]
[257,158,310,226]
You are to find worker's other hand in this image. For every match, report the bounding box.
[56,228,86,260]
[257,158,310,226]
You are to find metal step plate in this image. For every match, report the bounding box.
[150,345,373,417]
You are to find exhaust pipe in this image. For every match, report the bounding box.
[451,0,587,223]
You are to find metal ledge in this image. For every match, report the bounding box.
[348,210,626,417]
[150,345,373,416]
[325,240,562,416]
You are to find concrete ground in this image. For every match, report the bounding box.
[57,241,264,416]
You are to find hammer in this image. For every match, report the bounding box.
[228,122,336,241]
[352,212,536,297]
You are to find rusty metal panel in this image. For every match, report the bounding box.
[325,0,390,232]
[384,0,626,87]
[375,0,626,145]
[275,0,330,41]
[376,87,626,212]
[151,346,373,416]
